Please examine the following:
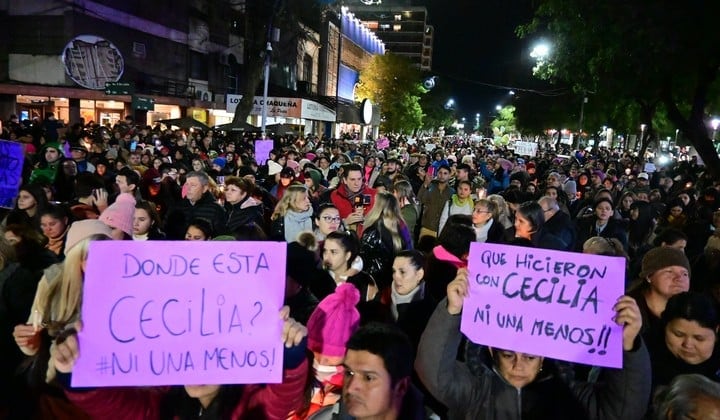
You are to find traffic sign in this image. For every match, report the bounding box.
[132,96,155,111]
[105,82,133,95]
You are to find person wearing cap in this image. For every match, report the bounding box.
[30,142,64,184]
[310,323,426,420]
[99,191,137,239]
[271,167,297,200]
[628,246,691,348]
[70,146,95,174]
[13,219,112,385]
[293,283,361,418]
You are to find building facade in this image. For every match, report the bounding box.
[345,0,433,71]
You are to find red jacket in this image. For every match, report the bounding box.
[329,184,376,219]
[63,359,309,420]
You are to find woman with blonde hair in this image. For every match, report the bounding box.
[270,185,314,242]
[13,219,112,386]
[359,192,412,290]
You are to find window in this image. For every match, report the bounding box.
[394,14,402,21]
[393,24,401,31]
[302,54,313,85]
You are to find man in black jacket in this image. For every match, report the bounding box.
[164,171,225,239]
[539,195,577,251]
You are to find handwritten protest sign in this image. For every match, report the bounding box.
[460,242,625,368]
[72,241,286,387]
[0,140,24,208]
[254,140,274,165]
[513,141,538,157]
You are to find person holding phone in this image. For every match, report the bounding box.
[326,164,376,234]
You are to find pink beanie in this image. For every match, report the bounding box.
[307,283,361,358]
[99,193,136,236]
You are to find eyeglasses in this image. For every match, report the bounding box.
[322,216,342,223]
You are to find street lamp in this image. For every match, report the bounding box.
[445,98,455,110]
[711,118,720,140]
[495,105,502,111]
[530,43,550,60]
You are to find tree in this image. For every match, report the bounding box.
[490,106,517,136]
[355,53,425,134]
[518,0,720,175]
[232,0,321,125]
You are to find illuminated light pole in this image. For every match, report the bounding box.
[711,118,720,140]
[475,113,480,129]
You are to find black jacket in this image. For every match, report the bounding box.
[576,216,628,251]
[544,210,578,251]
[164,191,226,239]
[224,196,264,235]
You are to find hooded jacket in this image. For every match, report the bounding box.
[415,300,652,420]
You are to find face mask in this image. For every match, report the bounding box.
[313,359,344,383]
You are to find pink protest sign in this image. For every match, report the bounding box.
[254,140,274,165]
[72,241,286,387]
[460,242,625,368]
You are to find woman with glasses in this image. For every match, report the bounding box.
[471,199,508,244]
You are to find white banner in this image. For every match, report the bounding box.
[514,141,538,156]
[226,95,335,121]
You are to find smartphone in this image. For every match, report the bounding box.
[427,166,435,178]
[362,194,371,206]
[130,141,137,152]
[217,176,225,185]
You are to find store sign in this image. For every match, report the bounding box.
[132,96,155,111]
[227,95,335,121]
[62,35,124,90]
[301,100,336,122]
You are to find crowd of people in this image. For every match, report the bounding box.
[2,114,720,419]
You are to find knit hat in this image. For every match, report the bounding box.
[286,159,300,172]
[592,170,606,182]
[268,160,283,176]
[305,152,317,161]
[212,157,227,169]
[305,168,322,189]
[99,193,137,236]
[563,180,577,196]
[639,247,691,279]
[65,219,112,255]
[307,283,361,357]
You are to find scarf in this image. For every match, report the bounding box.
[452,194,473,208]
[344,183,364,204]
[391,282,424,320]
[133,232,149,241]
[284,208,314,242]
[45,226,69,256]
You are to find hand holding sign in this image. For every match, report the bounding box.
[280,306,307,348]
[447,268,469,315]
[460,243,626,368]
[613,296,642,351]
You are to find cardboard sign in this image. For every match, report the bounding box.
[254,140,274,166]
[460,242,625,368]
[72,241,287,386]
[513,141,538,157]
[0,140,24,208]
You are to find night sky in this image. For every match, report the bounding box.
[414,0,537,121]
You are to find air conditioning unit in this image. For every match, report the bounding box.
[195,88,212,102]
